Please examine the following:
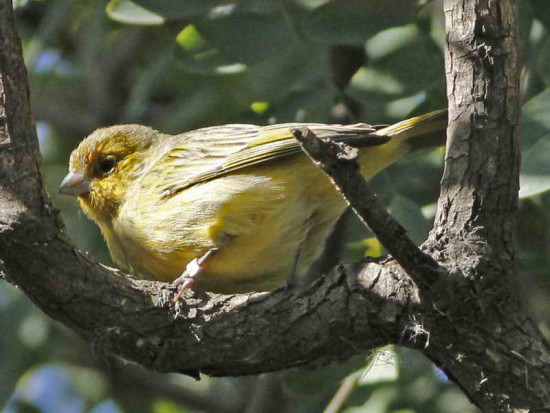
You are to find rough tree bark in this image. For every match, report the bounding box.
[0,0,549,411]
[421,1,550,410]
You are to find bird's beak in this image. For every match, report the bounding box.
[58,172,91,196]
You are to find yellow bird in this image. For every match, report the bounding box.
[59,110,447,294]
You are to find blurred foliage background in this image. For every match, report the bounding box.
[2,0,550,412]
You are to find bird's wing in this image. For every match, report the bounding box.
[150,122,390,198]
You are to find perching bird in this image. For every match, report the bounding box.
[59,110,447,294]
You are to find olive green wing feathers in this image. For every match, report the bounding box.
[148,109,447,198]
[153,122,388,198]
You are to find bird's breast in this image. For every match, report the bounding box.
[105,160,348,293]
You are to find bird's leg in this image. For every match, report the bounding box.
[172,248,219,301]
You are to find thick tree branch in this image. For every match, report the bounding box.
[3,219,420,376]
[420,0,550,411]
[434,0,520,255]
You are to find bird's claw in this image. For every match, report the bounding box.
[171,248,219,302]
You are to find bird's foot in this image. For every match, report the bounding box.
[172,248,219,301]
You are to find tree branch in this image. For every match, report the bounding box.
[420,0,550,410]
[291,126,441,292]
[434,0,521,255]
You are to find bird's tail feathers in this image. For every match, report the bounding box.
[375,109,448,152]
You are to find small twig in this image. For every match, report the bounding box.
[323,371,361,413]
[292,127,441,290]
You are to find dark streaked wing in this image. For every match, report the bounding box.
[151,122,390,198]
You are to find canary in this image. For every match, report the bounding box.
[59,110,447,294]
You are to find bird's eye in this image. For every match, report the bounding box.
[96,155,117,176]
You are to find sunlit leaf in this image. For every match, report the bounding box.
[291,0,331,10]
[363,237,383,258]
[153,399,189,413]
[175,9,296,73]
[357,348,399,385]
[175,25,246,74]
[372,29,444,95]
[351,67,404,96]
[106,0,165,25]
[106,0,241,24]
[366,24,419,61]
[250,101,269,114]
[18,314,49,348]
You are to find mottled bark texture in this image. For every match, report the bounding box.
[421,0,550,411]
[0,0,549,411]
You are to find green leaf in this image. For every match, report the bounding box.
[365,24,419,61]
[296,0,420,45]
[536,35,550,86]
[357,348,398,385]
[517,0,534,47]
[250,101,269,114]
[522,87,550,149]
[371,28,444,95]
[265,83,334,122]
[195,12,294,65]
[284,355,368,398]
[291,0,331,9]
[175,24,247,75]
[388,195,430,244]
[344,387,398,413]
[106,0,165,25]
[520,134,550,198]
[107,0,279,25]
[520,87,550,198]
[351,67,405,96]
[175,7,295,74]
[349,24,444,118]
[528,0,550,28]
[153,399,189,413]
[346,237,383,260]
[240,42,329,100]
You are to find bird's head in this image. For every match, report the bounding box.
[59,125,160,225]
